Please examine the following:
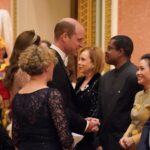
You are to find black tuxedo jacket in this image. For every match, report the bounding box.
[48,51,86,134]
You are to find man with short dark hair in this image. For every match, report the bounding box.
[48,18,100,135]
[97,35,142,150]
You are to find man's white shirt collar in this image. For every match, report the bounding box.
[50,44,68,66]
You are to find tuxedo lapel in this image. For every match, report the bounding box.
[49,50,77,110]
[55,51,72,86]
[47,47,87,134]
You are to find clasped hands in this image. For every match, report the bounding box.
[119,136,135,149]
[85,117,100,132]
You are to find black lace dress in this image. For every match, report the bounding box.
[12,88,73,150]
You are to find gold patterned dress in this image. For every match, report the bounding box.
[123,89,150,150]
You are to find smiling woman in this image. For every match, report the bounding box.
[137,54,150,150]
[119,53,150,150]
[74,47,104,150]
[136,54,150,90]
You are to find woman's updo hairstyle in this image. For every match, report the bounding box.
[18,45,57,75]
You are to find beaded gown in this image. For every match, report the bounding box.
[74,73,100,150]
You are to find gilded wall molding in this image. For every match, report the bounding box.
[104,0,111,72]
[105,0,111,49]
[78,0,96,47]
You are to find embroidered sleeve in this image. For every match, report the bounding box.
[48,89,73,150]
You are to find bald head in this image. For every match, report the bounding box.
[54,18,84,40]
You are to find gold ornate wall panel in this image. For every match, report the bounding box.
[104,0,111,72]
[92,0,96,46]
[105,0,111,49]
[78,0,96,47]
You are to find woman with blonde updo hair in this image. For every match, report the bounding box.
[12,45,73,150]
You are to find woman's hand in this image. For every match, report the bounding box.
[119,136,134,149]
[119,137,128,149]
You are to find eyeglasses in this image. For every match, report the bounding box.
[107,46,117,51]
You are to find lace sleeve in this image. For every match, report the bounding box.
[48,89,74,150]
[12,113,21,147]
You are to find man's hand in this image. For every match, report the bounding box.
[85,117,100,132]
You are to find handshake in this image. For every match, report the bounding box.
[85,117,100,132]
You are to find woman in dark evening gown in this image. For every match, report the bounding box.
[12,45,73,150]
[74,47,104,150]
